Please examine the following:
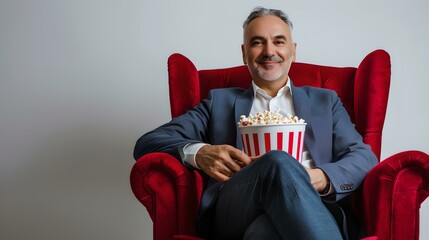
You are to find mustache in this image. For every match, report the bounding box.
[256,55,284,64]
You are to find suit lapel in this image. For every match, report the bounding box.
[291,83,320,163]
[234,87,254,150]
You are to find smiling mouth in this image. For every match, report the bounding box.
[260,61,278,65]
[258,60,282,68]
[256,56,283,65]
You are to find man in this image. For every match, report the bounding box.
[134,7,377,240]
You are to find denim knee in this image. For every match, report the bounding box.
[258,150,300,167]
[252,150,307,177]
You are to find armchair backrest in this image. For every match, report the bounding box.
[167,50,391,160]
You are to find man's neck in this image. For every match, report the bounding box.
[254,78,288,97]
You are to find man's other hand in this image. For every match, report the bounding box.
[305,167,329,192]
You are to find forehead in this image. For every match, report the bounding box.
[244,15,291,40]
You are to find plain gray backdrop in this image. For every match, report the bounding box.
[1,0,428,239]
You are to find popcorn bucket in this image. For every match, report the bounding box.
[239,123,306,162]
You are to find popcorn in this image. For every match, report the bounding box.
[237,110,307,160]
[238,110,305,127]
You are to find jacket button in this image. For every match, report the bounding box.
[340,183,354,191]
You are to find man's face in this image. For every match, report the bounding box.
[242,15,296,86]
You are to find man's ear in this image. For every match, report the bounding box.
[241,44,247,64]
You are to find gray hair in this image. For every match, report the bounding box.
[243,7,293,30]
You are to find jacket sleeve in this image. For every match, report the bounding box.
[318,91,378,202]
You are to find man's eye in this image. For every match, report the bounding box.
[275,41,285,45]
[252,41,262,46]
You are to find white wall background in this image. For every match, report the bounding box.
[1,0,428,239]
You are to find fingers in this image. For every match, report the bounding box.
[200,158,236,183]
[195,145,251,182]
[249,156,260,162]
[211,172,230,183]
[229,147,252,166]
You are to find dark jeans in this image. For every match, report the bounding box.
[213,150,343,240]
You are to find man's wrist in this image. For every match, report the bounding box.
[320,180,331,194]
[179,143,209,169]
[316,168,333,196]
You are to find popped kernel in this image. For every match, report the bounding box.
[238,110,305,127]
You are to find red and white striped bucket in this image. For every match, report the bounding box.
[239,123,306,162]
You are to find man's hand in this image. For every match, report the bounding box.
[196,145,252,182]
[305,167,329,193]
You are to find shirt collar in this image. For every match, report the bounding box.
[252,79,293,99]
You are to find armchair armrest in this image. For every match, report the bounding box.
[130,152,204,240]
[362,150,429,240]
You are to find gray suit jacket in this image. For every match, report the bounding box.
[134,81,377,222]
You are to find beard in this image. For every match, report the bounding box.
[255,67,285,81]
[254,55,287,81]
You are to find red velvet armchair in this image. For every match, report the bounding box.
[130,50,429,240]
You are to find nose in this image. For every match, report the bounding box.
[264,42,275,57]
